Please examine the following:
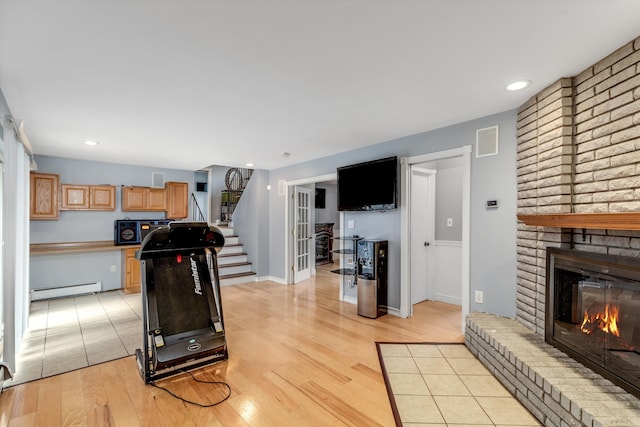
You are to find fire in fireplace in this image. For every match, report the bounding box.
[546,247,640,398]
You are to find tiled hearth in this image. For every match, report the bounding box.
[466,313,640,427]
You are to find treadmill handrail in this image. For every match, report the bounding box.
[136,222,225,260]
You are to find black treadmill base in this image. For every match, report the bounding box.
[136,347,229,384]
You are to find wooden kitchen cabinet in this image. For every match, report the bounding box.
[61,184,116,210]
[122,186,166,211]
[148,188,167,210]
[166,181,188,219]
[61,184,89,210]
[89,185,116,210]
[123,247,141,293]
[30,172,60,220]
[122,187,148,210]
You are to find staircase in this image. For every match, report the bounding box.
[216,225,256,286]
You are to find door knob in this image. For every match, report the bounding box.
[424,242,430,246]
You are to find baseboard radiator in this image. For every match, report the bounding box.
[30,281,102,301]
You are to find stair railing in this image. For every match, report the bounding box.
[190,193,206,223]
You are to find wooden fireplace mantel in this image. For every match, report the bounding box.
[517,212,640,230]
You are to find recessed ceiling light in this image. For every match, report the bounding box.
[83,140,99,146]
[246,163,254,168]
[506,80,530,91]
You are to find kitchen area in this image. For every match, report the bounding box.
[29,155,200,298]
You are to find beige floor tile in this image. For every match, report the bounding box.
[387,373,430,395]
[414,357,455,375]
[379,344,411,357]
[476,396,542,426]
[437,344,473,358]
[407,344,443,358]
[402,424,447,427]
[383,356,420,373]
[423,374,470,396]
[460,374,511,397]
[447,357,490,375]
[433,395,492,425]
[395,395,445,424]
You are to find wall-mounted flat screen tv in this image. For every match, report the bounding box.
[337,156,397,211]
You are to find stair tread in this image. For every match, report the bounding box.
[219,262,251,268]
[220,271,256,279]
[218,252,247,257]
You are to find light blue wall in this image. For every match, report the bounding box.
[267,109,518,317]
[30,155,197,292]
[230,169,270,278]
[435,163,463,241]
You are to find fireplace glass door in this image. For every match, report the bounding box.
[547,248,640,397]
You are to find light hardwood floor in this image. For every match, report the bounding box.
[0,265,463,426]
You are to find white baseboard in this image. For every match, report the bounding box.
[31,282,102,301]
[256,276,287,285]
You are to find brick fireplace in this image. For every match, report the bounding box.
[466,35,640,427]
[515,35,640,336]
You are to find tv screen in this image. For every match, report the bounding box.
[337,156,397,211]
[315,188,326,209]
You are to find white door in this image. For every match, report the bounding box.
[294,186,312,283]
[410,167,435,304]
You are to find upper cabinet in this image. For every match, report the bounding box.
[122,182,187,218]
[166,181,188,219]
[61,184,89,209]
[122,186,152,211]
[30,172,60,220]
[90,185,116,210]
[61,184,115,211]
[121,186,167,211]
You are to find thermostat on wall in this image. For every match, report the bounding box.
[486,200,498,209]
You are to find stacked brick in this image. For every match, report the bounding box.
[516,35,640,334]
[516,79,573,334]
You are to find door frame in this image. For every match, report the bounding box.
[283,173,337,285]
[400,145,471,333]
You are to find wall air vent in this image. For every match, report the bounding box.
[476,125,499,158]
[152,172,165,188]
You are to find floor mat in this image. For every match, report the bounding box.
[376,342,541,426]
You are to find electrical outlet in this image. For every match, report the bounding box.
[348,220,355,229]
[110,265,117,273]
[447,218,453,227]
[347,279,352,287]
[475,291,484,304]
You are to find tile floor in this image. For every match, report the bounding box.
[6,290,142,386]
[378,343,542,426]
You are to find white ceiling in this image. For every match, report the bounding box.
[1,1,639,171]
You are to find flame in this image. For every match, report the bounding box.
[580,304,620,337]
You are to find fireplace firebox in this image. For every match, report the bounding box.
[546,247,640,397]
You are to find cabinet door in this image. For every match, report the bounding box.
[122,187,148,211]
[148,188,167,210]
[60,184,89,210]
[166,182,188,219]
[90,185,116,210]
[123,248,141,293]
[30,172,60,219]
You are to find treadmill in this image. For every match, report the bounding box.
[135,222,228,383]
